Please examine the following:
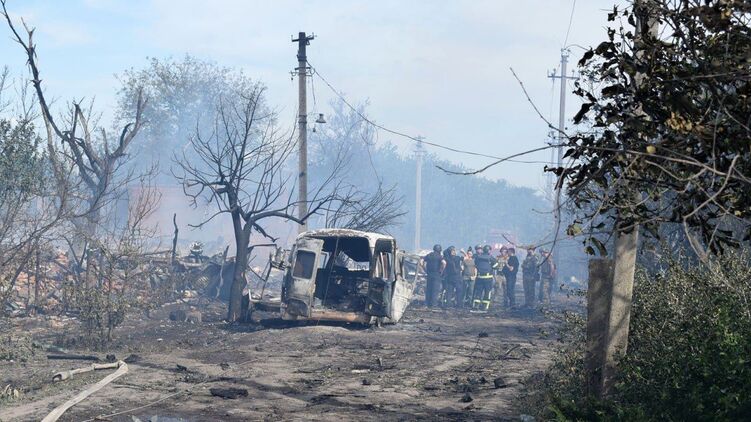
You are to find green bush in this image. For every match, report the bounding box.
[532,252,751,421]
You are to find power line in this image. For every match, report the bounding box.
[563,0,577,47]
[307,60,551,165]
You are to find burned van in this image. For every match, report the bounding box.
[281,229,415,324]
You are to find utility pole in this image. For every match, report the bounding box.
[293,31,314,234]
[414,137,425,252]
[547,49,576,273]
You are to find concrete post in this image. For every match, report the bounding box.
[293,32,313,234]
[603,229,638,392]
[585,236,637,399]
[586,258,614,398]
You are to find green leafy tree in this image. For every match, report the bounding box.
[564,0,751,257]
[117,55,250,181]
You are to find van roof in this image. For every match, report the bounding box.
[297,228,395,246]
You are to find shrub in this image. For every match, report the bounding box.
[532,252,751,421]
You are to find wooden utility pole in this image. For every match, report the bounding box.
[293,32,314,234]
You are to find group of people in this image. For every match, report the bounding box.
[421,244,556,311]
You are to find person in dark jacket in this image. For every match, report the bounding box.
[521,247,539,308]
[504,247,520,308]
[422,244,446,308]
[443,246,463,307]
[472,245,497,310]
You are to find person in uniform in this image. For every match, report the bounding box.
[422,244,446,308]
[461,249,477,308]
[539,249,556,304]
[521,247,540,308]
[474,245,483,257]
[472,245,497,310]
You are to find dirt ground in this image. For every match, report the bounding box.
[0,296,576,422]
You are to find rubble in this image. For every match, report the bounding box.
[1,384,20,400]
[169,309,202,324]
[493,376,509,389]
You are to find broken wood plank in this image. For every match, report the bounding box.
[47,354,100,362]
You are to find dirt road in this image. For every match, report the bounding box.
[1,300,564,421]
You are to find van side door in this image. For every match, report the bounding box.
[389,250,416,322]
[285,237,324,317]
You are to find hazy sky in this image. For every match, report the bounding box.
[0,0,620,191]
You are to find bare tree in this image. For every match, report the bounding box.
[2,1,145,232]
[2,2,152,319]
[174,84,341,322]
[324,183,405,233]
[78,176,160,346]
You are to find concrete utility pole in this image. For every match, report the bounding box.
[414,137,425,252]
[548,49,577,272]
[293,32,314,234]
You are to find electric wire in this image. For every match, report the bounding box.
[563,0,577,48]
[306,60,552,166]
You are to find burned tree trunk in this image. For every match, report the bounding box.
[170,213,179,268]
[227,219,251,322]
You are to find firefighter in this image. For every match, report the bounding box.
[422,244,446,308]
[539,249,556,304]
[472,245,497,310]
[521,247,539,308]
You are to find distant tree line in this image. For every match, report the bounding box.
[307,99,552,253]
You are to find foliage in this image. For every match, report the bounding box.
[0,333,37,362]
[74,283,129,349]
[117,55,256,181]
[564,0,751,255]
[0,118,47,309]
[0,119,43,202]
[531,253,751,421]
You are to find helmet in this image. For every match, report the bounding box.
[433,244,442,253]
[483,245,491,253]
